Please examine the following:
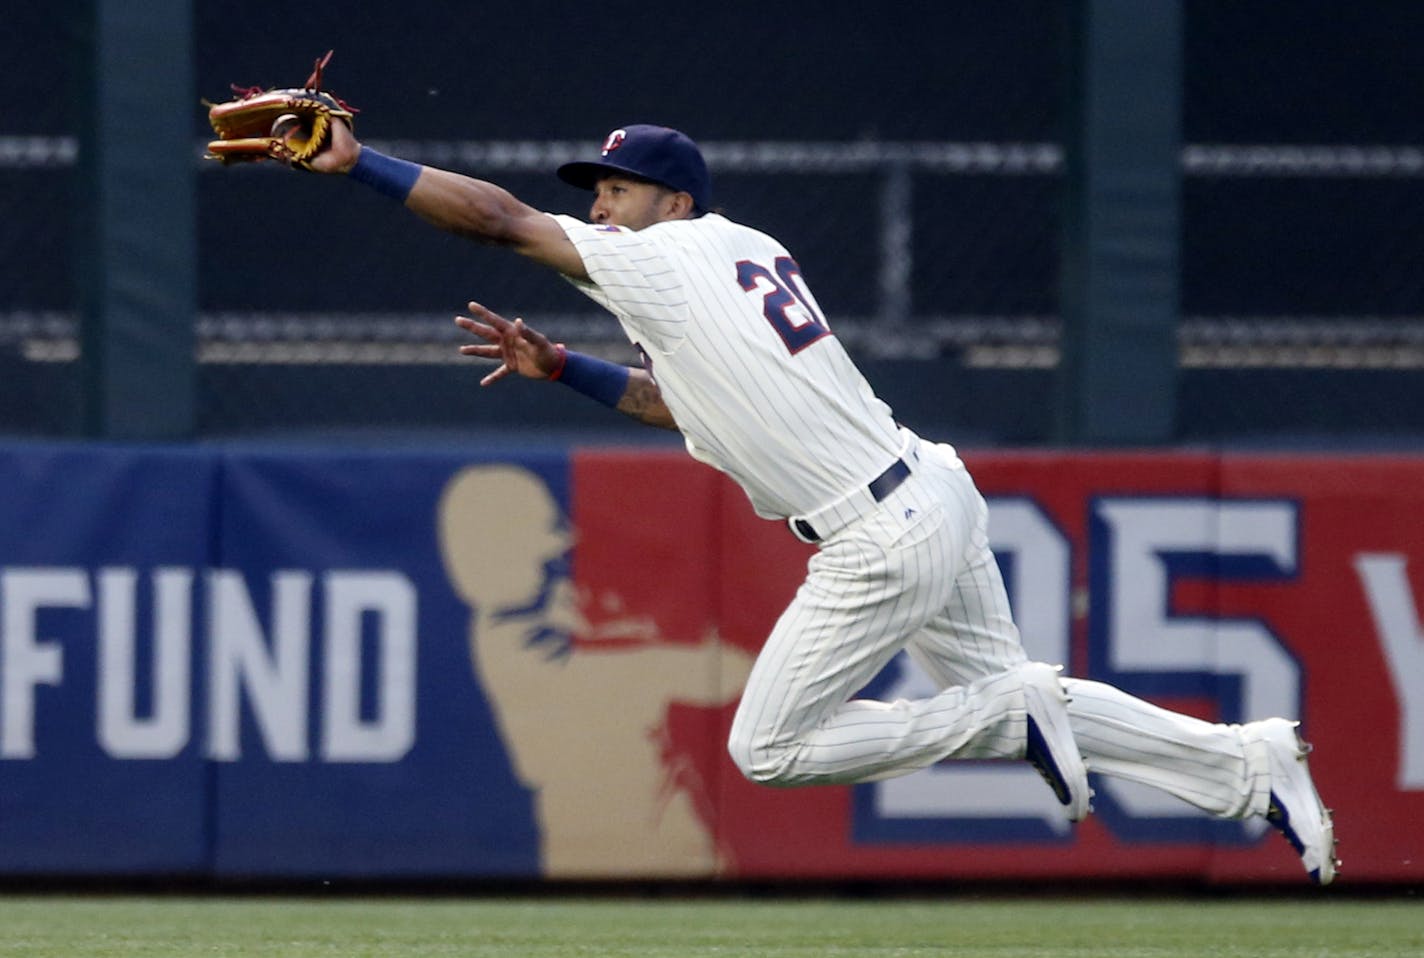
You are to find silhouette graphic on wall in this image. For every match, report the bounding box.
[438,464,752,877]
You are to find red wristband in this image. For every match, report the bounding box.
[548,343,569,381]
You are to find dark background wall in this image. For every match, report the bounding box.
[3,2,1423,445]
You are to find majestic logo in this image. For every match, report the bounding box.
[601,129,627,156]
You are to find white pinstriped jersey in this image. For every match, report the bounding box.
[551,212,904,520]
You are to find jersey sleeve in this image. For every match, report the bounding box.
[551,214,689,352]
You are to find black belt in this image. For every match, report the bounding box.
[791,457,912,543]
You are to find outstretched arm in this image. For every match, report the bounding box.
[457,302,678,430]
[311,122,589,281]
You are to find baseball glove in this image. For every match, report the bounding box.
[205,50,356,169]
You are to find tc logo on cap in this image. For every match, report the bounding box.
[601,129,627,156]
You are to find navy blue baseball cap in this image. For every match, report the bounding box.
[557,125,711,210]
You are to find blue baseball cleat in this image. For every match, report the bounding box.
[1020,662,1091,822]
[1260,718,1339,885]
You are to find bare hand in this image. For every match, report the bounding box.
[455,301,563,386]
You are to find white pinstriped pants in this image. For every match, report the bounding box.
[727,438,1267,820]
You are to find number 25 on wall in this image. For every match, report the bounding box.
[856,496,1302,844]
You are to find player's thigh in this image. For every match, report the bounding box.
[906,541,1027,687]
[904,471,1028,686]
[733,495,958,744]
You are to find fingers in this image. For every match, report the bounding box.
[479,364,514,387]
[515,316,551,348]
[460,302,532,340]
[499,318,524,368]
[455,316,500,344]
[465,301,511,330]
[456,302,534,387]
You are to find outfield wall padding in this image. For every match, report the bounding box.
[0,442,1419,884]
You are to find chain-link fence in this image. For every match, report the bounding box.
[1179,2,1424,441]
[5,2,1424,444]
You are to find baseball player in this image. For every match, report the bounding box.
[305,121,1338,883]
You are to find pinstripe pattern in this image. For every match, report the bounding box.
[719,441,1274,815]
[1062,678,1267,818]
[555,213,901,520]
[552,208,1294,829]
[726,445,1034,784]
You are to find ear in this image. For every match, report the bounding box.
[665,191,696,219]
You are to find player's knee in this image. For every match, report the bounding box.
[726,726,799,787]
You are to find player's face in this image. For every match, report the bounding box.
[589,175,681,230]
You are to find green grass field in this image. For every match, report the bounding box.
[0,894,1418,957]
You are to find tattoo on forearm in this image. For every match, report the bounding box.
[619,374,678,430]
